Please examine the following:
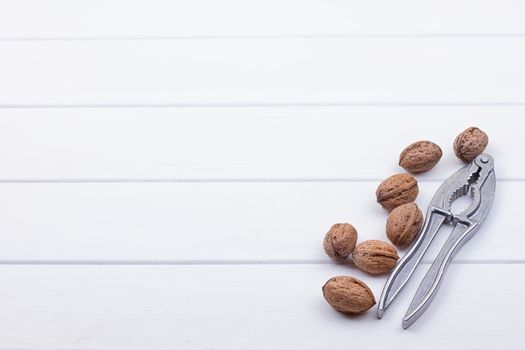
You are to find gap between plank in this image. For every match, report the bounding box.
[2,33,525,41]
[3,102,525,109]
[0,259,522,266]
[0,178,524,183]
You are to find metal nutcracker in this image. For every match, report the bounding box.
[377,153,496,328]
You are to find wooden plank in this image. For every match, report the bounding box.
[0,264,522,349]
[0,0,524,38]
[0,107,520,181]
[1,38,524,105]
[0,181,519,262]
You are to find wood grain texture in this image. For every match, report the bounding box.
[0,108,520,181]
[0,181,518,262]
[0,264,522,349]
[1,38,524,105]
[1,0,524,38]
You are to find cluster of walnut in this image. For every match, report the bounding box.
[322,126,489,315]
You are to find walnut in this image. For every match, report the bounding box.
[322,276,376,314]
[323,223,358,262]
[352,240,399,274]
[386,203,423,246]
[453,127,489,162]
[376,174,419,211]
[399,140,442,173]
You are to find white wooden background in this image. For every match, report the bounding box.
[0,1,524,349]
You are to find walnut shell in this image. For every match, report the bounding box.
[352,240,399,274]
[322,276,376,314]
[386,203,423,247]
[399,140,442,173]
[453,127,489,162]
[376,174,419,211]
[323,223,358,262]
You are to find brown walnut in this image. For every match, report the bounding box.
[453,127,489,162]
[376,173,419,211]
[386,203,423,246]
[399,140,442,173]
[322,276,376,314]
[352,240,399,274]
[323,223,358,262]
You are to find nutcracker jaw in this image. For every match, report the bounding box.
[377,154,496,328]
